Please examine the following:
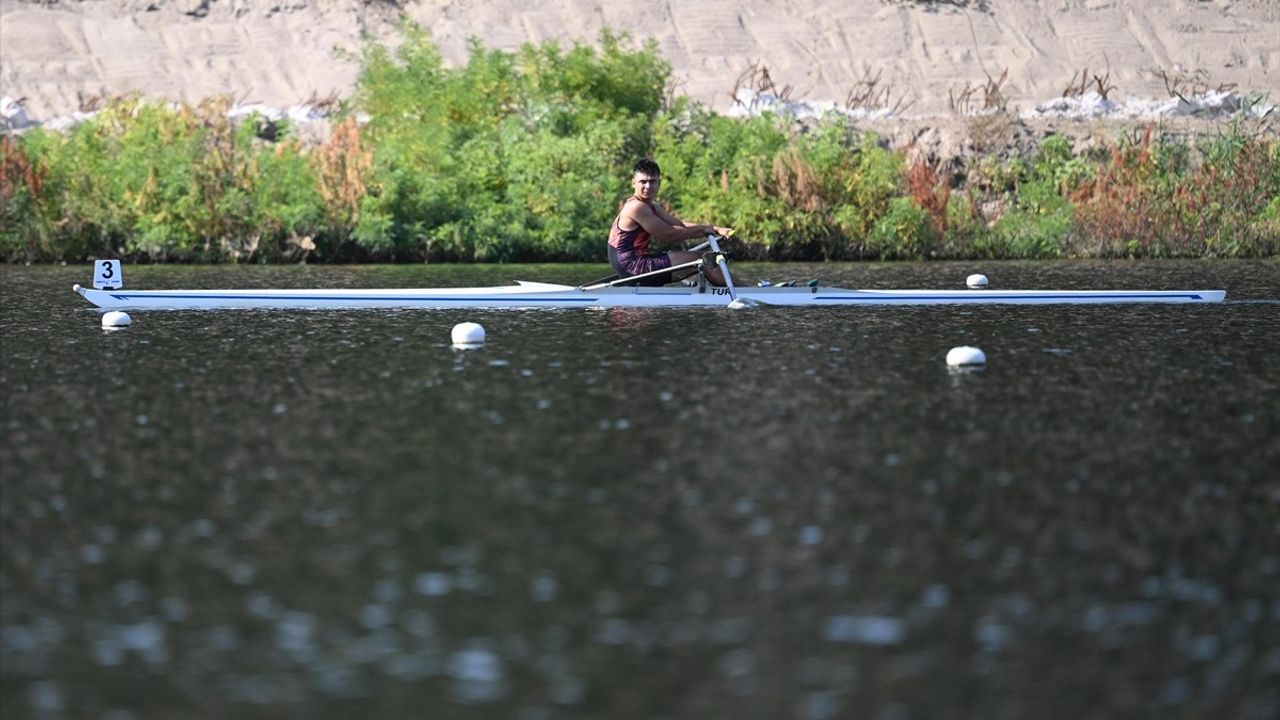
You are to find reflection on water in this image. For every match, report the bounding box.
[2,261,1278,719]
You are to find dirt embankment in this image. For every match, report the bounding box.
[2,0,1277,158]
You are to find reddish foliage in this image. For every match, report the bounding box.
[1072,127,1275,256]
[0,135,43,202]
[905,154,951,234]
[314,117,372,226]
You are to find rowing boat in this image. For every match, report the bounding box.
[73,281,1226,310]
[72,241,1227,310]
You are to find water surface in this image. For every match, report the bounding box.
[3,261,1278,719]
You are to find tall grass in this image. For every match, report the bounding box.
[1071,127,1280,257]
[1,26,1277,263]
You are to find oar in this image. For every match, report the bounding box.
[580,257,707,290]
[706,234,754,307]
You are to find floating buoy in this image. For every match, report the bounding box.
[966,274,989,289]
[101,311,132,328]
[946,346,986,367]
[451,322,486,346]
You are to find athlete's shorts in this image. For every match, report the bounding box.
[608,245,674,286]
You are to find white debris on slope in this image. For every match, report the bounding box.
[225,103,331,124]
[3,88,1270,137]
[1026,90,1276,120]
[1,96,37,131]
[725,88,1275,123]
[0,96,357,134]
[42,111,103,132]
[726,89,897,121]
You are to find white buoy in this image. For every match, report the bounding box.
[966,274,989,289]
[451,322,485,346]
[101,311,132,328]
[946,346,986,367]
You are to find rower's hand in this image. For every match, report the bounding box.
[715,226,735,238]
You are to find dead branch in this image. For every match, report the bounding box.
[844,68,916,114]
[730,61,794,104]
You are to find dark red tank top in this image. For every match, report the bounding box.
[608,198,653,256]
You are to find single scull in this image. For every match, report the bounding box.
[72,241,1227,311]
[73,282,1226,309]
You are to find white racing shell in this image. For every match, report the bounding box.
[73,281,1228,310]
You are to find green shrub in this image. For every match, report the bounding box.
[867,197,934,258]
[2,25,1277,263]
[351,24,665,261]
[656,112,905,259]
[979,205,1071,258]
[1,98,338,262]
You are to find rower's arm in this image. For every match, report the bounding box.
[629,201,712,244]
[652,203,733,240]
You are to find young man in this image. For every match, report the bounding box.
[607,159,735,286]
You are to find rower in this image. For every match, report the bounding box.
[607,158,737,287]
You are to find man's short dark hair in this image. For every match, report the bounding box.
[633,158,661,178]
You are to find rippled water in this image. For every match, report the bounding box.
[3,261,1278,719]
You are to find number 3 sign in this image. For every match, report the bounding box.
[94,260,123,290]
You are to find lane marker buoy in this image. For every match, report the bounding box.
[102,311,132,328]
[451,322,485,346]
[946,346,986,367]
[967,274,989,289]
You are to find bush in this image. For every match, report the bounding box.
[656,112,906,259]
[2,27,1276,263]
[1071,127,1280,257]
[2,98,334,262]
[352,25,664,261]
[868,197,935,258]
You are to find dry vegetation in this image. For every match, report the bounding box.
[845,69,914,115]
[1063,61,1118,101]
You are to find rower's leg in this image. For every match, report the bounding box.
[667,250,739,287]
[667,250,706,282]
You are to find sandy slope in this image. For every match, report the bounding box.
[2,0,1277,121]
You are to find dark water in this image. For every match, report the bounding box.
[2,260,1278,720]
